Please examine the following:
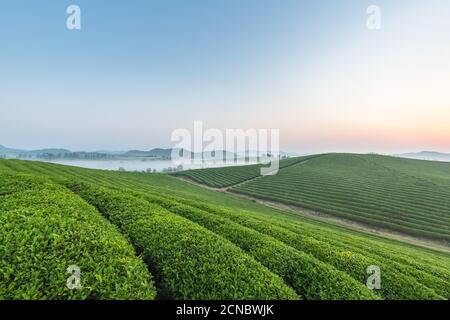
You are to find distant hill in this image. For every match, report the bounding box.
[124,148,240,160]
[0,145,70,156]
[397,151,450,162]
[0,145,103,159]
[0,145,25,155]
[178,153,450,242]
[25,148,71,155]
[0,144,19,152]
[124,148,192,159]
[1,144,294,161]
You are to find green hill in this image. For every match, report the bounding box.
[177,154,450,242]
[174,155,320,188]
[0,158,449,300]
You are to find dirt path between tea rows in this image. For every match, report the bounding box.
[176,176,450,254]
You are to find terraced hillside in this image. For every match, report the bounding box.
[174,155,320,188]
[231,154,450,242]
[177,154,450,242]
[0,158,449,300]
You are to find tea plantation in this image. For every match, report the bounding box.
[179,154,450,242]
[174,154,320,188]
[0,157,449,300]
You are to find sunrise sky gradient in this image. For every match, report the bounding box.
[1,0,450,154]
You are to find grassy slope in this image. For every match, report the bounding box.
[174,155,320,188]
[0,158,449,299]
[176,153,450,241]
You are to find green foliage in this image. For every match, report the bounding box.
[133,191,378,300]
[174,155,319,188]
[173,199,444,299]
[67,182,298,300]
[0,173,156,300]
[230,154,450,241]
[182,199,450,299]
[0,157,449,300]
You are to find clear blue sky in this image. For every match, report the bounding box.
[1,0,450,153]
